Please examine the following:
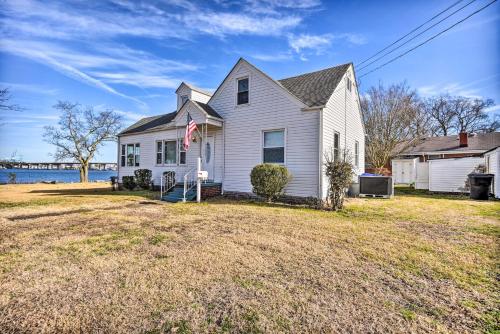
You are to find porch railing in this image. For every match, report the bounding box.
[183,166,197,202]
[160,171,176,198]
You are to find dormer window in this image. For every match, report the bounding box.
[181,95,189,105]
[237,77,249,105]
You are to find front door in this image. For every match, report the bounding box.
[202,136,215,181]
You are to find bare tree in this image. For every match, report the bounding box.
[450,97,496,133]
[44,101,122,182]
[0,88,22,112]
[361,82,423,169]
[425,95,455,136]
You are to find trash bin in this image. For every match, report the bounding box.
[468,173,494,200]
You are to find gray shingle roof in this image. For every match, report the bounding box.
[192,101,223,119]
[278,63,351,107]
[119,112,177,135]
[400,132,500,154]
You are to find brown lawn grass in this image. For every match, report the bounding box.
[0,183,498,333]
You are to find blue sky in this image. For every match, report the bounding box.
[0,0,498,162]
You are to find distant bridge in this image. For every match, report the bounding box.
[0,162,117,171]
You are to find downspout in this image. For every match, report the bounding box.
[222,121,225,194]
[318,108,323,200]
[344,77,347,150]
[116,136,120,182]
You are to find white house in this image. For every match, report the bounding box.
[117,58,365,201]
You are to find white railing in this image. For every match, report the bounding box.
[183,166,197,202]
[160,171,176,198]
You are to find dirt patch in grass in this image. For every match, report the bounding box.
[0,183,498,333]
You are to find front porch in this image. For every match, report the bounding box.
[161,181,222,202]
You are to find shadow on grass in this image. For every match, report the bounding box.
[394,186,472,201]
[28,188,157,199]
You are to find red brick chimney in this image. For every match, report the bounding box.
[459,132,468,147]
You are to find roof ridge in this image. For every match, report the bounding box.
[278,62,351,82]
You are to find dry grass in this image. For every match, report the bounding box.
[0,183,498,333]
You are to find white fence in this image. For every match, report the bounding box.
[415,162,429,190]
[428,157,484,193]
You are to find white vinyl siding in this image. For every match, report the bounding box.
[321,66,365,199]
[118,125,223,185]
[209,60,319,197]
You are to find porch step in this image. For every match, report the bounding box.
[161,186,196,203]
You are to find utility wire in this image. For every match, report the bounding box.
[358,0,479,72]
[357,0,465,66]
[358,0,498,79]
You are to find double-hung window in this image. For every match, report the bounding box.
[122,143,140,167]
[156,141,163,165]
[181,95,189,105]
[346,77,352,92]
[263,130,285,164]
[120,144,126,167]
[354,140,359,167]
[237,77,249,105]
[164,140,177,165]
[179,139,186,165]
[333,132,340,162]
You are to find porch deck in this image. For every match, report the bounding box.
[161,181,222,202]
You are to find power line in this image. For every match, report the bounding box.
[357,0,466,66]
[358,0,498,79]
[357,0,479,73]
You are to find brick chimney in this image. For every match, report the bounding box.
[459,132,468,147]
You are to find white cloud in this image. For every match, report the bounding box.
[418,83,482,99]
[0,82,58,95]
[250,52,293,62]
[288,33,333,53]
[485,105,500,113]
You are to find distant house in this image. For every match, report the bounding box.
[395,132,500,162]
[392,132,500,194]
[117,58,365,201]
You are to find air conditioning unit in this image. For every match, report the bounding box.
[359,176,394,198]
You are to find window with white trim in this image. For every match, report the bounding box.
[156,141,163,165]
[263,130,285,164]
[333,132,340,162]
[354,140,359,167]
[164,140,177,165]
[120,144,126,167]
[237,77,249,105]
[181,95,188,105]
[124,143,140,167]
[346,77,352,92]
[179,139,186,165]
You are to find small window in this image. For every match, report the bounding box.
[179,139,186,165]
[237,77,249,105]
[164,140,177,165]
[354,140,359,167]
[156,141,163,165]
[333,132,340,162]
[181,95,189,105]
[134,144,140,167]
[127,144,135,166]
[346,77,352,92]
[120,144,126,167]
[263,130,285,164]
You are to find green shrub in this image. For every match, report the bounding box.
[324,150,355,211]
[134,169,152,189]
[122,176,136,190]
[250,164,290,202]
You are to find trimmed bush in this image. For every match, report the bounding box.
[250,164,290,202]
[134,169,152,189]
[324,151,354,211]
[122,176,136,190]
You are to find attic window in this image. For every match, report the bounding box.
[346,77,352,92]
[237,77,249,105]
[181,95,189,105]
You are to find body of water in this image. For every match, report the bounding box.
[0,168,117,184]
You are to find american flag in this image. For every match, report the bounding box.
[184,112,197,150]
